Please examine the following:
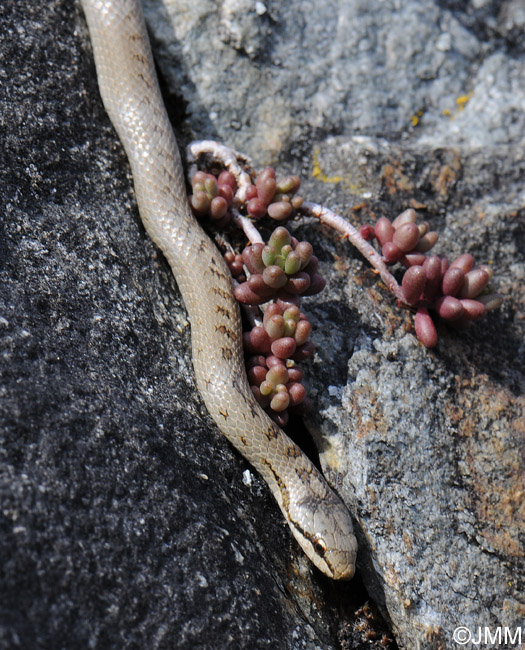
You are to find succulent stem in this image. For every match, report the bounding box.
[301,202,405,303]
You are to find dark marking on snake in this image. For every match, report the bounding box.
[209,266,229,281]
[296,465,313,483]
[232,377,248,402]
[177,219,191,242]
[131,51,147,65]
[218,408,229,420]
[221,346,233,360]
[286,445,302,460]
[261,458,289,511]
[215,304,231,319]
[212,286,231,301]
[265,424,280,442]
[240,435,248,446]
[159,165,176,185]
[215,324,236,340]
[137,72,153,91]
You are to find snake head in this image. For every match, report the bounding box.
[286,490,358,580]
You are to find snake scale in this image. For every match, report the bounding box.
[80,0,357,579]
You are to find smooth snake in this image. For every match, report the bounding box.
[80,0,357,580]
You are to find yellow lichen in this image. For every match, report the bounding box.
[311,148,366,194]
[443,92,474,119]
[312,148,344,184]
[456,93,473,109]
[410,110,424,127]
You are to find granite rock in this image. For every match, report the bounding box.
[144,0,525,164]
[143,0,524,647]
[1,0,523,649]
[0,1,373,649]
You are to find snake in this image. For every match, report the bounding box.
[80,0,357,580]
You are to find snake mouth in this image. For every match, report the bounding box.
[311,548,356,580]
[287,517,357,580]
[329,555,356,581]
[317,546,356,581]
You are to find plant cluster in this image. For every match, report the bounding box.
[189,165,304,225]
[361,209,503,347]
[233,226,325,305]
[187,146,503,422]
[189,170,237,228]
[243,167,303,221]
[228,226,321,426]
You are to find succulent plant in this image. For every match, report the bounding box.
[189,170,237,228]
[233,226,325,306]
[189,166,303,225]
[234,226,322,425]
[362,210,503,347]
[188,160,503,423]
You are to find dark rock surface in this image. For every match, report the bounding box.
[1,1,378,649]
[1,0,523,650]
[143,0,524,647]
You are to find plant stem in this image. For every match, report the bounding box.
[301,201,405,303]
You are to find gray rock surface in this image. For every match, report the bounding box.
[1,0,523,649]
[287,139,524,649]
[144,0,525,163]
[141,0,525,648]
[1,1,380,649]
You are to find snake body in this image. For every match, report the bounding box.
[81,0,357,580]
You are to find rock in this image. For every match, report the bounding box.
[0,1,380,649]
[144,0,525,164]
[290,139,524,649]
[142,0,524,647]
[1,0,523,649]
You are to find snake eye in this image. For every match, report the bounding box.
[313,535,327,557]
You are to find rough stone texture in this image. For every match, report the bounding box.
[285,139,524,649]
[141,0,525,648]
[1,1,524,650]
[145,0,525,164]
[1,1,382,649]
